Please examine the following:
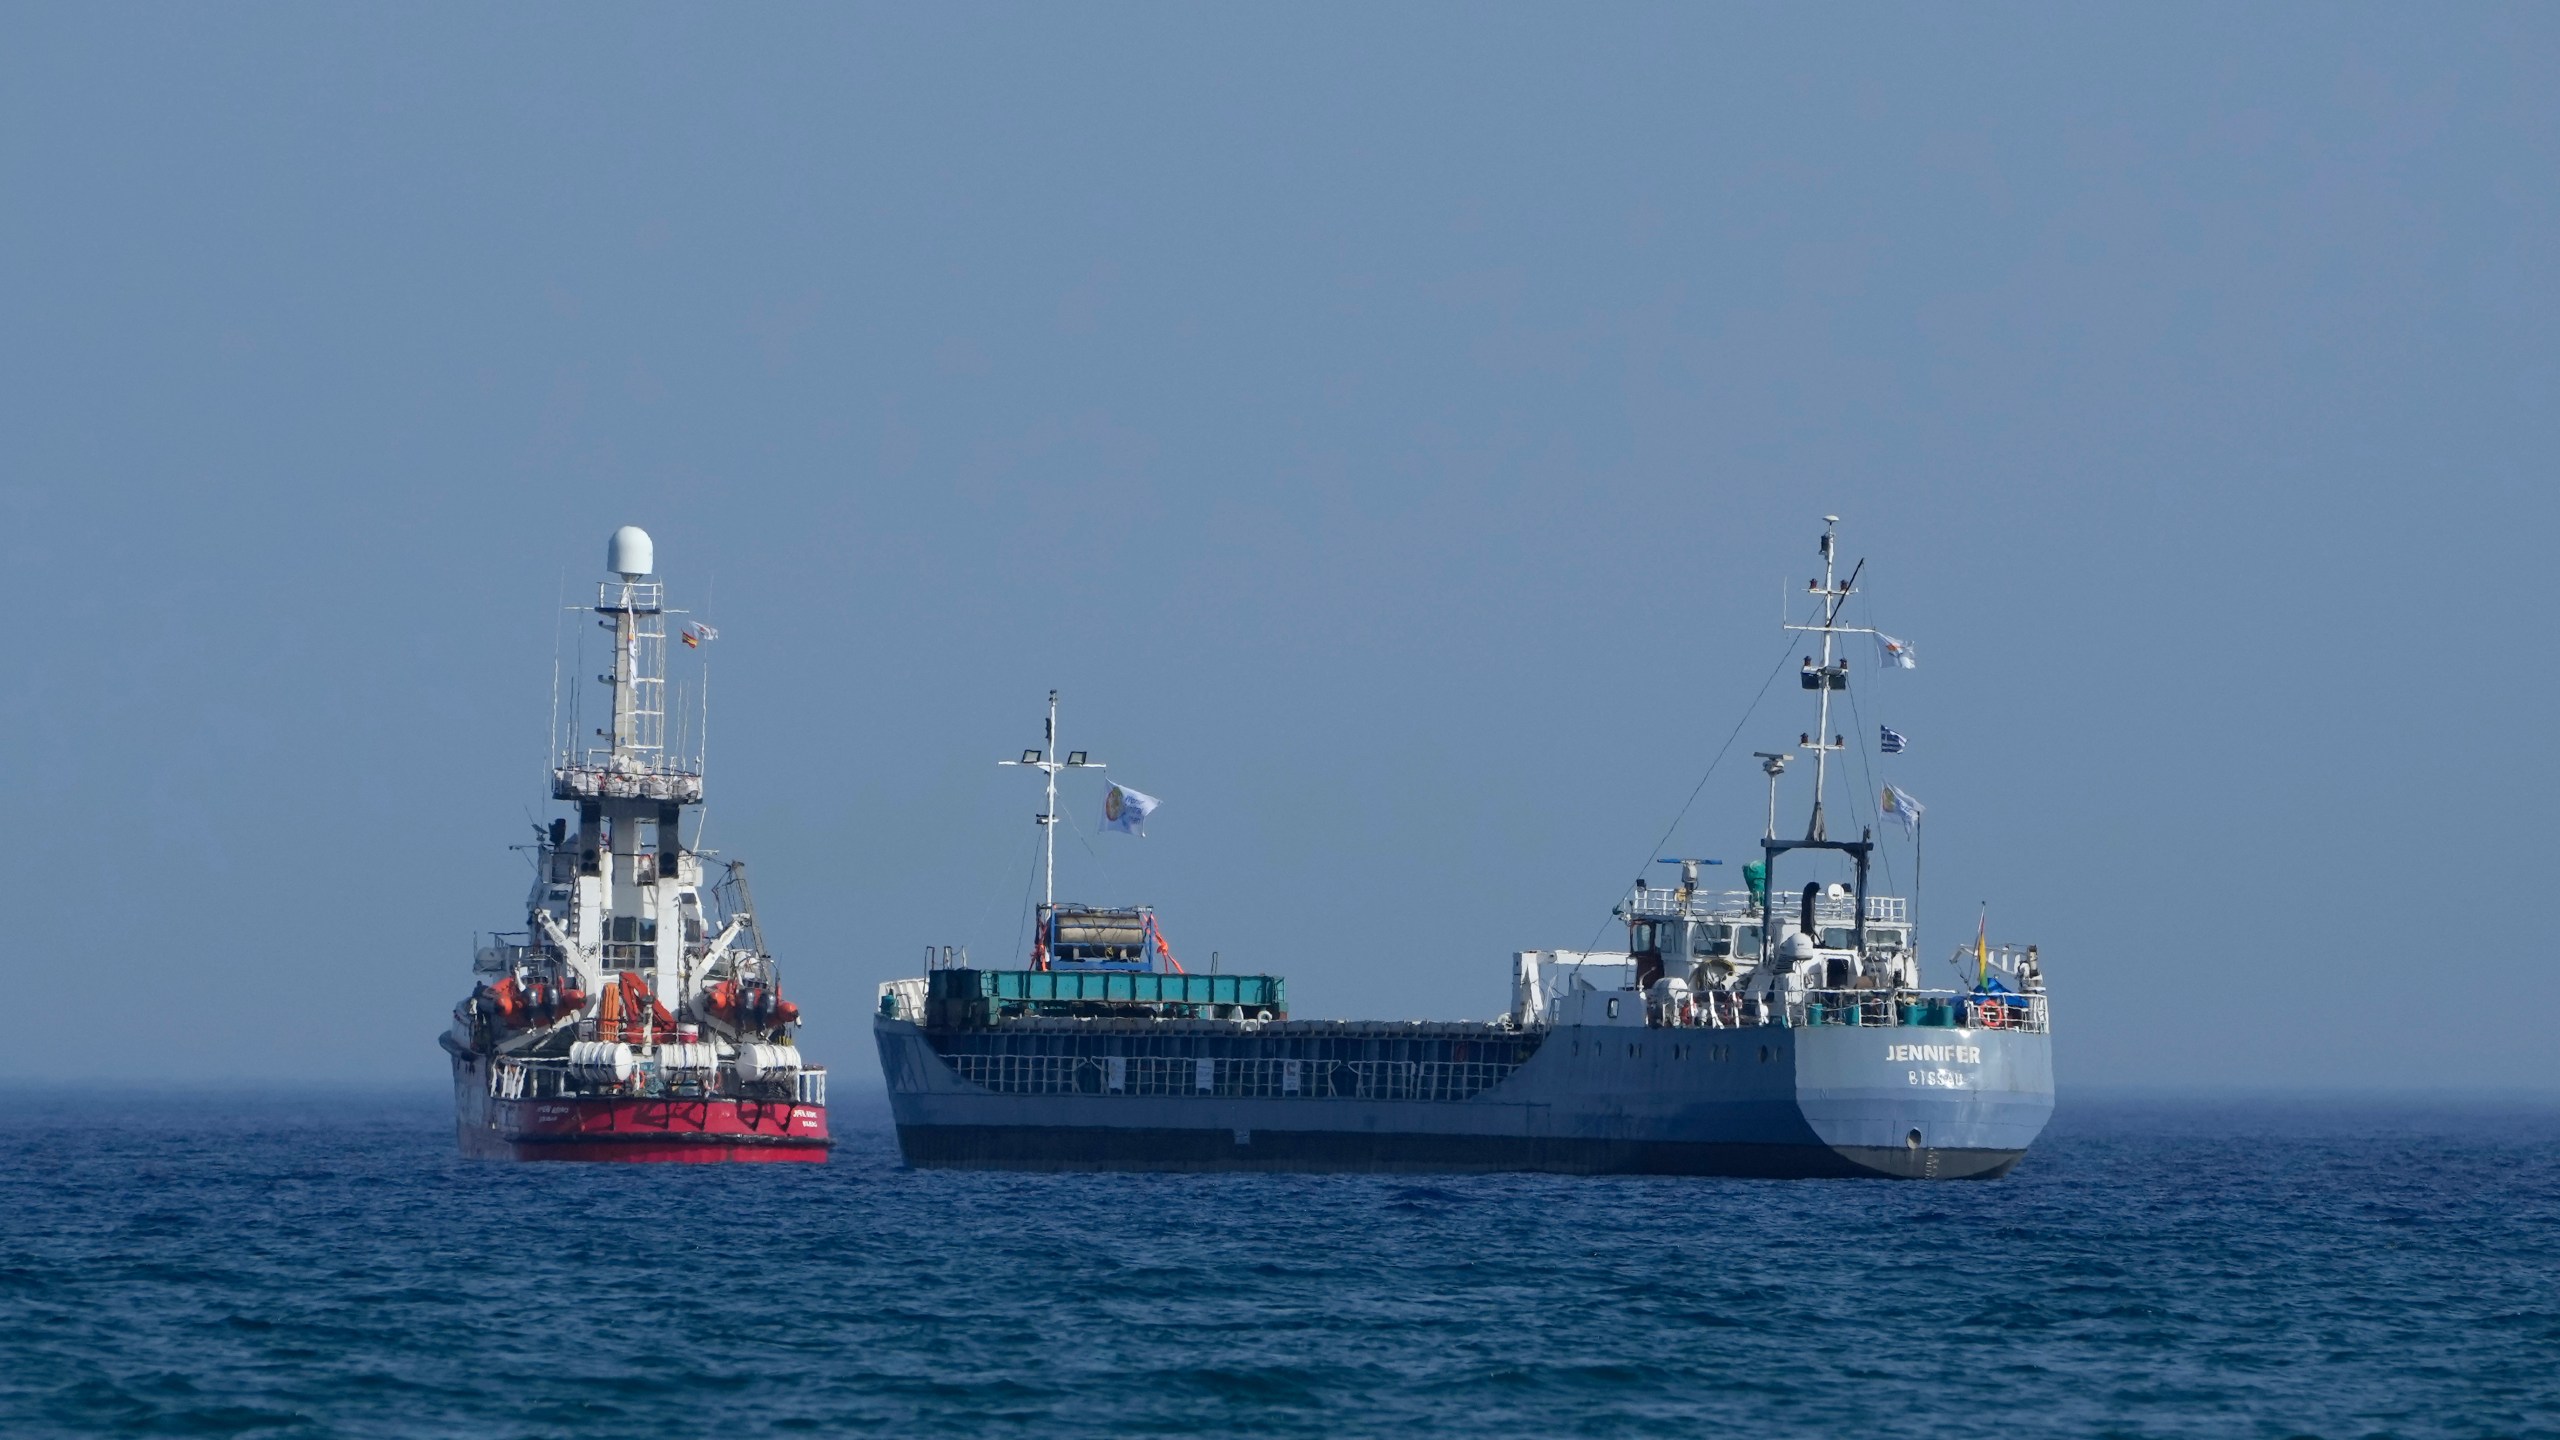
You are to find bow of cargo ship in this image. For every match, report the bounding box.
[444,525,827,1163]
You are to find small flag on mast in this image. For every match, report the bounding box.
[681,622,719,649]
[1879,725,1908,754]
[1101,782,1159,835]
[1976,909,1990,989]
[1875,633,1917,670]
[1880,784,1924,838]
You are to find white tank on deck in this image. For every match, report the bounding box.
[568,1040,636,1084]
[657,1041,717,1082]
[734,1042,802,1084]
[607,525,654,578]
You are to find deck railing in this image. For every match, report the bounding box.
[489,1056,830,1102]
[1624,887,1910,925]
[1647,988,2048,1033]
[1792,989,2046,1033]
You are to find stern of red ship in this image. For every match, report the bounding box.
[452,1052,831,1163]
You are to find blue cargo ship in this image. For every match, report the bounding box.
[874,520,2055,1178]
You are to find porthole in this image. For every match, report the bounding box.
[1906,1128,1923,1151]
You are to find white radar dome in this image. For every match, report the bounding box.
[607,525,655,578]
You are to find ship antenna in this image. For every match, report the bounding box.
[692,660,712,856]
[1800,516,1845,840]
[698,567,714,777]
[547,569,567,778]
[1778,515,1887,844]
[1753,752,1789,840]
[1000,689,1102,966]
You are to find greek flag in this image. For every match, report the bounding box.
[1101,783,1159,836]
[1879,726,1908,754]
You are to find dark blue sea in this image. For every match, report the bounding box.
[3,1092,2555,1439]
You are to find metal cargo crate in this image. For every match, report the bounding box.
[926,968,1285,1012]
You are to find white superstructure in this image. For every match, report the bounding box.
[450,527,813,1101]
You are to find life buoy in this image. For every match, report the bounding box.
[1978,997,2006,1029]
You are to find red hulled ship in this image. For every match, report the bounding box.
[443,525,828,1162]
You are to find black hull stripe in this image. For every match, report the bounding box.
[894,1124,2021,1179]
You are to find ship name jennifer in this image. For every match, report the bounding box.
[1885,1043,1982,1064]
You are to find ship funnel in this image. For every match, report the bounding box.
[607,525,655,578]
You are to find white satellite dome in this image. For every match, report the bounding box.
[607,525,655,578]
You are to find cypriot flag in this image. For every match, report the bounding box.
[1875,632,1917,670]
[1880,784,1924,838]
[1101,782,1159,836]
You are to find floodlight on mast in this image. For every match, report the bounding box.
[996,689,1105,924]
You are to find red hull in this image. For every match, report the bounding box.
[453,1061,829,1163]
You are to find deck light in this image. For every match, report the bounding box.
[1066,751,1088,766]
[1021,749,1042,764]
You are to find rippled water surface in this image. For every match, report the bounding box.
[3,1091,2555,1438]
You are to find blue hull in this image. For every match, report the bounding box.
[874,1018,2053,1180]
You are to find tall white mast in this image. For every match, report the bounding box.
[1782,515,1873,842]
[1043,691,1056,911]
[1813,518,1837,838]
[549,526,706,1009]
[999,690,1103,951]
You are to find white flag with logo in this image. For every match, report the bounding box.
[1875,632,1917,670]
[1101,782,1159,835]
[1881,784,1924,838]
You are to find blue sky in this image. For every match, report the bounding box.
[2,5,2552,1092]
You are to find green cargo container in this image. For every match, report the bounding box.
[925,968,1285,1017]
